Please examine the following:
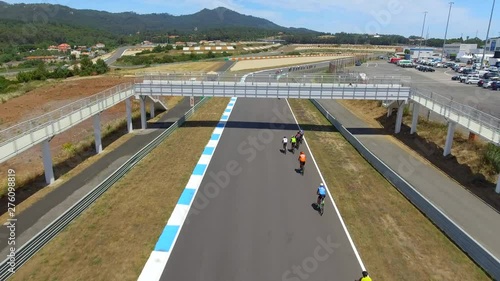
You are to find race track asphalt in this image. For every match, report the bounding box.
[159,98,362,280]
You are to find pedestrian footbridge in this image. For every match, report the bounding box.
[134,74,410,101]
[0,71,498,189]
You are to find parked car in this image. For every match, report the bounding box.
[465,75,481,84]
[484,72,499,79]
[418,66,435,72]
[451,75,461,80]
[483,77,500,88]
[491,81,499,90]
[477,79,488,87]
[462,68,476,75]
[459,74,469,83]
[488,66,499,72]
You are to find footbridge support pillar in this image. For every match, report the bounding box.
[411,103,420,134]
[395,101,405,134]
[494,174,500,194]
[150,99,156,119]
[126,98,133,133]
[41,139,54,184]
[93,113,102,154]
[140,95,147,129]
[443,121,457,156]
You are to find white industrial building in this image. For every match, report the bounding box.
[443,43,477,58]
[456,53,494,63]
[409,48,436,59]
[485,37,500,52]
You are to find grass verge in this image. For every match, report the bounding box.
[288,99,490,281]
[8,97,230,281]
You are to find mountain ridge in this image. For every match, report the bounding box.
[0,2,317,35]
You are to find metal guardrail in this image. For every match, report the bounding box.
[0,97,210,281]
[411,89,500,144]
[0,83,133,145]
[311,99,500,279]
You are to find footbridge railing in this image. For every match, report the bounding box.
[0,83,134,163]
[410,90,500,144]
[134,80,411,101]
[135,72,412,86]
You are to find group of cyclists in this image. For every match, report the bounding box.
[281,130,326,209]
[281,130,304,154]
[280,130,373,280]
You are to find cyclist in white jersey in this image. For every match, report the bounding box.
[282,136,288,154]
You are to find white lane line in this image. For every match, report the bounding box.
[284,99,366,272]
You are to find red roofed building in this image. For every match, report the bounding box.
[58,43,71,52]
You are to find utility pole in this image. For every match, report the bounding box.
[426,26,429,46]
[417,11,428,60]
[480,0,496,69]
[442,2,454,61]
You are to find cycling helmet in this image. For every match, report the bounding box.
[362,271,368,277]
[300,151,304,154]
[320,183,324,187]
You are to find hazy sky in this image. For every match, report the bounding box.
[5,0,499,39]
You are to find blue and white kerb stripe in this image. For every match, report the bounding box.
[137,97,237,281]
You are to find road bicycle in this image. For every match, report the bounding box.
[299,161,305,176]
[317,196,325,216]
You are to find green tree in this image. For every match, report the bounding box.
[0,76,14,93]
[206,51,215,58]
[16,71,33,83]
[79,56,94,76]
[94,59,109,74]
[32,63,49,80]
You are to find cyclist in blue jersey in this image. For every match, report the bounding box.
[317,183,326,205]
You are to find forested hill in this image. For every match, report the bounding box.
[0,3,315,34]
[0,18,129,57]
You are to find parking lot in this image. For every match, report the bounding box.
[357,61,500,118]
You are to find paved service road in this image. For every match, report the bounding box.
[160,98,362,280]
[105,45,134,66]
